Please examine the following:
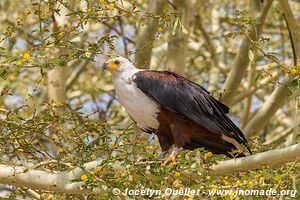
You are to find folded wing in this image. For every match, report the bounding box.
[133,70,251,154]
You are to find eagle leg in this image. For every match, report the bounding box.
[170,122,188,149]
[164,121,188,164]
[162,122,188,164]
[156,133,173,156]
[170,146,182,157]
[163,146,182,165]
[154,150,168,161]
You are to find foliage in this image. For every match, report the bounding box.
[0,0,299,199]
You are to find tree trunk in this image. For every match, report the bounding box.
[244,0,300,138]
[165,0,197,75]
[135,0,166,68]
[222,0,273,106]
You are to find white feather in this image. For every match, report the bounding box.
[110,58,160,130]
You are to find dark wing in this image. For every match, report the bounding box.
[133,70,250,151]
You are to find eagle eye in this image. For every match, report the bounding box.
[114,60,120,65]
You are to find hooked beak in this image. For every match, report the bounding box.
[102,63,108,72]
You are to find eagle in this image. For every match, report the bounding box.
[102,57,252,160]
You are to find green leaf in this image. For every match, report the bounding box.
[248,50,254,63]
[181,24,188,34]
[0,69,8,80]
[179,19,188,34]
[39,50,46,56]
[254,72,263,82]
[172,18,179,36]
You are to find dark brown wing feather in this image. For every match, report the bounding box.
[133,70,251,154]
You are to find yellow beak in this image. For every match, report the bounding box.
[102,61,118,72]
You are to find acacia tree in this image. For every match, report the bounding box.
[0,0,299,199]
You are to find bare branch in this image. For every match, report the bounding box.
[222,0,273,105]
[195,6,220,91]
[25,189,40,200]
[134,0,166,67]
[66,61,89,91]
[0,164,85,194]
[209,143,300,176]
[243,0,300,138]
[164,0,197,75]
[278,0,300,146]
[1,143,300,193]
[263,127,293,145]
[0,161,107,195]
[243,81,289,137]
[278,0,300,65]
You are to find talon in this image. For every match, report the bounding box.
[169,146,182,158]
[156,150,169,160]
[163,157,171,165]
[138,158,149,162]
[163,146,182,165]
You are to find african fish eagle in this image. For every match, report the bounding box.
[102,57,252,159]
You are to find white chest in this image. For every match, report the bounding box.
[112,71,160,131]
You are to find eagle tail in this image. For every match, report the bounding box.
[184,138,246,158]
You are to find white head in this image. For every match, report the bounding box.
[102,57,136,74]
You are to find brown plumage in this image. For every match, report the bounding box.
[133,70,252,158]
[103,57,252,159]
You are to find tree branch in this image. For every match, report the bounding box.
[195,6,220,91]
[222,0,273,105]
[278,0,300,65]
[243,80,290,137]
[1,144,299,194]
[165,0,197,75]
[278,0,300,146]
[243,0,300,138]
[134,0,166,68]
[66,60,89,91]
[209,143,300,176]
[0,160,108,195]
[0,164,86,194]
